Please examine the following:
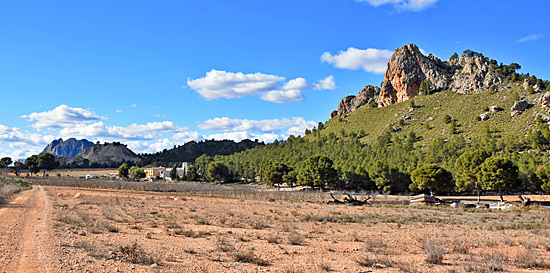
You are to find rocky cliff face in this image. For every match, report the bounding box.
[447,54,501,94]
[332,85,380,118]
[42,138,94,157]
[331,43,506,118]
[59,142,140,167]
[378,44,452,106]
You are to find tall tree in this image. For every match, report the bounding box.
[170,164,179,181]
[283,170,297,188]
[419,78,432,95]
[264,162,292,190]
[409,164,453,195]
[477,157,520,202]
[0,157,12,175]
[534,163,550,192]
[206,161,230,183]
[130,166,146,179]
[12,161,26,177]
[118,163,129,178]
[299,155,338,190]
[195,154,213,181]
[38,153,59,178]
[26,155,40,175]
[455,150,490,202]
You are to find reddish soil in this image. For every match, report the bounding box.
[1,186,550,272]
[0,186,60,272]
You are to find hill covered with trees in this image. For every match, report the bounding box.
[190,45,550,196]
[139,139,264,167]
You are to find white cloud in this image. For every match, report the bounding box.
[0,124,56,159]
[187,69,285,99]
[315,75,336,90]
[116,109,122,113]
[356,0,438,12]
[126,139,177,154]
[59,121,186,141]
[261,90,304,103]
[172,131,202,143]
[283,77,310,90]
[518,34,544,43]
[187,70,336,103]
[322,47,392,74]
[0,124,55,146]
[199,117,315,133]
[56,120,203,154]
[283,76,336,91]
[21,105,106,129]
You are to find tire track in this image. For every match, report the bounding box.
[0,186,57,273]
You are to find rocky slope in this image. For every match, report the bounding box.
[331,85,380,118]
[42,138,94,157]
[59,142,140,168]
[332,43,510,117]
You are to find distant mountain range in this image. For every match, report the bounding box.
[44,138,264,168]
[57,142,140,168]
[42,138,94,157]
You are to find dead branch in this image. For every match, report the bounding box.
[327,192,370,205]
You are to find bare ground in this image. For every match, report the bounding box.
[0,186,60,273]
[1,186,550,272]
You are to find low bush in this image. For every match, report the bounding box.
[117,242,159,265]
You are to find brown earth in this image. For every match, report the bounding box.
[0,186,60,272]
[1,186,550,272]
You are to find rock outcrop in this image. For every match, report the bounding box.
[489,106,503,113]
[334,85,380,117]
[42,138,94,157]
[448,54,501,94]
[58,142,140,167]
[330,44,510,118]
[511,100,530,117]
[540,91,550,107]
[479,113,490,121]
[379,44,452,106]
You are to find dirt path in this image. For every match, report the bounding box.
[0,186,58,273]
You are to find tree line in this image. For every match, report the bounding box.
[176,118,550,198]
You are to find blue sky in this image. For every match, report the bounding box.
[1,0,549,160]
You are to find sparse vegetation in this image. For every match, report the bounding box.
[117,242,159,265]
[0,176,29,203]
[43,185,550,272]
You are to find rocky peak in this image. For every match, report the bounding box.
[42,138,94,157]
[58,142,140,167]
[330,44,518,119]
[448,52,500,94]
[333,85,380,118]
[378,44,452,107]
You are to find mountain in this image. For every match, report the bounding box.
[326,43,550,147]
[42,138,94,157]
[58,142,140,168]
[140,139,264,166]
[206,44,550,194]
[332,44,529,117]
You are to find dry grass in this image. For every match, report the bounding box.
[116,242,159,265]
[287,233,304,245]
[46,185,550,272]
[233,249,269,266]
[422,238,446,264]
[0,176,27,203]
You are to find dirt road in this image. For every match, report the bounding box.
[0,186,59,273]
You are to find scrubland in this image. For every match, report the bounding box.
[40,180,550,273]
